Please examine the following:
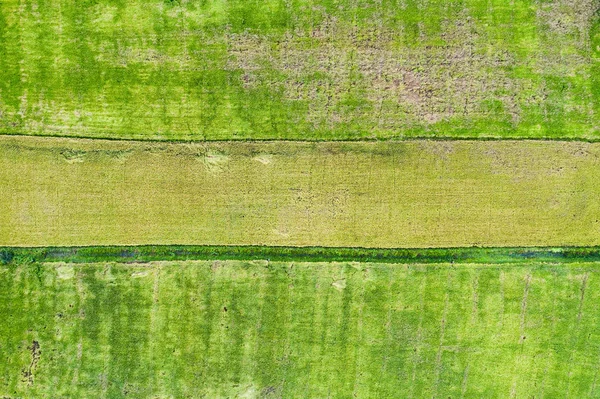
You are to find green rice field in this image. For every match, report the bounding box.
[2,1,600,397]
[0,0,598,140]
[2,256,600,398]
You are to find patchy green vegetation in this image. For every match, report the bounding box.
[2,259,600,398]
[3,245,600,265]
[2,136,600,247]
[0,0,598,140]
[2,3,600,396]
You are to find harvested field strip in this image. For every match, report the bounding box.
[2,259,600,398]
[2,136,600,247]
[3,245,600,265]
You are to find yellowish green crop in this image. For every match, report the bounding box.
[2,136,600,247]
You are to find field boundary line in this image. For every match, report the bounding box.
[2,133,600,145]
[2,245,600,265]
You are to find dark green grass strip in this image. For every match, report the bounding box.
[2,245,600,265]
[5,133,600,144]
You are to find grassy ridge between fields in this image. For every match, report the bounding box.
[3,245,600,265]
[2,259,600,398]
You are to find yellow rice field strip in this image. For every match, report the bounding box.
[1,136,599,247]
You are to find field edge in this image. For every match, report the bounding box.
[4,132,600,144]
[3,245,600,265]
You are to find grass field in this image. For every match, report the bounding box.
[2,136,600,247]
[1,257,600,398]
[1,0,599,140]
[4,1,600,397]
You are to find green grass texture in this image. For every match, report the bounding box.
[1,0,599,140]
[2,257,600,398]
